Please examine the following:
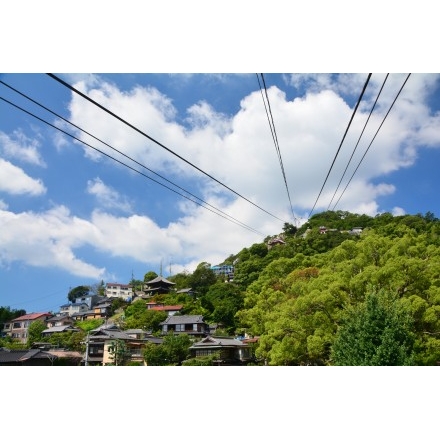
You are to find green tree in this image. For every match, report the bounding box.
[108,339,131,366]
[27,320,48,347]
[68,285,90,303]
[143,333,192,365]
[123,300,167,332]
[144,271,159,282]
[331,290,415,366]
[189,263,217,296]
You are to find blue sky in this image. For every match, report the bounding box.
[1,72,440,313]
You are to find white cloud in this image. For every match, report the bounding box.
[87,177,132,212]
[64,73,440,222]
[4,73,436,278]
[392,206,406,216]
[0,158,46,195]
[0,130,46,167]
[0,206,105,278]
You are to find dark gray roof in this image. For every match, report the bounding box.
[42,325,78,334]
[0,348,58,363]
[146,276,175,285]
[190,336,245,349]
[161,315,205,325]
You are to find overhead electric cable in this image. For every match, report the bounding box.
[327,74,390,210]
[0,95,266,237]
[332,73,412,210]
[0,80,262,235]
[307,73,372,219]
[257,73,296,224]
[46,73,289,224]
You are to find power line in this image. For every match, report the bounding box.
[332,73,412,210]
[257,73,296,225]
[308,73,372,219]
[46,73,289,224]
[327,74,390,210]
[0,80,264,236]
[0,94,266,237]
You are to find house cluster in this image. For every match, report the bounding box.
[1,274,255,366]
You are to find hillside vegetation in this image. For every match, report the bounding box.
[201,210,440,365]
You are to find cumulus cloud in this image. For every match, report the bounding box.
[64,73,440,220]
[87,177,132,212]
[4,73,440,278]
[0,129,46,167]
[0,158,46,195]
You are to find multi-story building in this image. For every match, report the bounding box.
[4,312,52,344]
[105,283,134,301]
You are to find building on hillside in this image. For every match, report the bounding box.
[143,276,176,296]
[3,312,53,344]
[210,265,234,277]
[160,315,209,337]
[0,347,58,366]
[267,236,286,249]
[188,336,254,365]
[146,302,183,316]
[83,324,162,366]
[46,314,75,328]
[105,283,134,301]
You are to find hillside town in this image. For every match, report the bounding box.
[0,270,256,366]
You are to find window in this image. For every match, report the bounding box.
[13,322,21,328]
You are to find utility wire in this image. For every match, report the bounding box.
[327,74,390,210]
[257,73,296,224]
[0,95,266,237]
[308,73,372,219]
[332,73,412,210]
[46,73,289,224]
[0,80,262,236]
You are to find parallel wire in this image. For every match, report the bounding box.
[46,73,289,224]
[332,73,412,210]
[0,94,266,236]
[257,73,296,224]
[308,73,372,219]
[327,74,390,210]
[0,80,263,236]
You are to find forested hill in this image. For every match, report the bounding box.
[194,210,440,366]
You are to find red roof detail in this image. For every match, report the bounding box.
[12,312,52,321]
[150,305,183,311]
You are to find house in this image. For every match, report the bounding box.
[267,236,286,250]
[59,302,89,317]
[105,283,134,301]
[188,336,254,365]
[210,265,235,277]
[83,324,162,366]
[143,276,176,295]
[46,314,75,328]
[0,347,58,366]
[160,315,209,337]
[4,312,52,344]
[42,324,79,336]
[146,302,183,316]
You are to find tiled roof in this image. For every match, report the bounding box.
[146,276,176,285]
[0,348,57,363]
[161,315,205,325]
[42,325,78,334]
[190,336,245,349]
[150,305,183,312]
[11,312,51,322]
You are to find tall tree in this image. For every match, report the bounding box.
[331,290,415,366]
[27,320,48,347]
[67,285,90,303]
